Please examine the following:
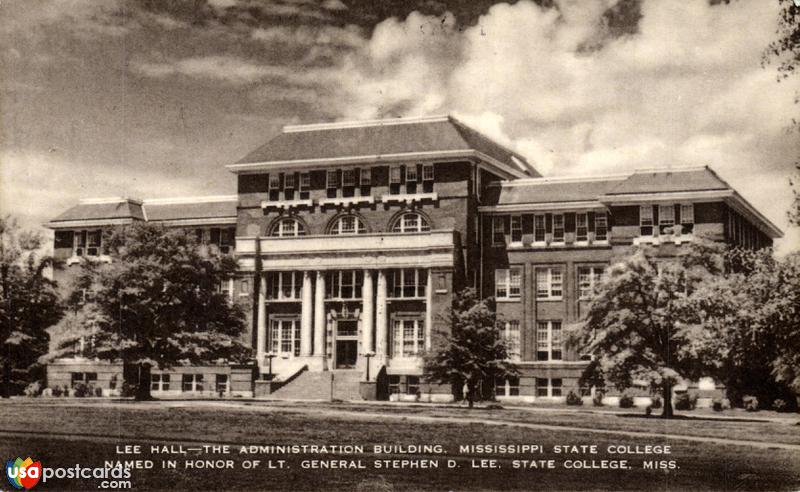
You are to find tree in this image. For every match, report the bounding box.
[695,248,800,408]
[424,288,518,408]
[0,216,63,397]
[568,240,725,418]
[59,223,251,400]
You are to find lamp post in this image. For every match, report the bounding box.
[265,352,277,381]
[364,351,375,382]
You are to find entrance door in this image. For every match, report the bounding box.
[335,340,357,369]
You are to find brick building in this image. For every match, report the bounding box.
[46,115,781,402]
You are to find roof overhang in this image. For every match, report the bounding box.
[478,201,606,214]
[46,218,136,230]
[226,149,529,180]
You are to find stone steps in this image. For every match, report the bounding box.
[269,369,363,401]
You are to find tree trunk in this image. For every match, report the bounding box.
[1,360,10,398]
[134,363,152,401]
[467,382,475,409]
[661,383,674,419]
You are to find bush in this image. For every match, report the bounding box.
[24,381,43,398]
[592,391,604,407]
[50,386,63,397]
[619,394,635,408]
[674,393,697,411]
[743,395,759,412]
[62,385,71,397]
[649,395,662,409]
[645,406,653,416]
[712,398,725,412]
[121,382,137,398]
[94,386,104,397]
[773,399,788,413]
[73,382,89,398]
[566,391,583,406]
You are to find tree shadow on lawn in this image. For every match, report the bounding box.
[616,413,777,424]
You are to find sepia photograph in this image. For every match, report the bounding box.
[1,0,799,490]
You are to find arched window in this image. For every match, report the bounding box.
[270,218,305,237]
[329,215,366,235]
[392,213,430,233]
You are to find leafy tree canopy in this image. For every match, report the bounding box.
[424,288,518,407]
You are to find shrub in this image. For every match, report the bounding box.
[94,386,104,397]
[773,399,788,413]
[73,382,89,398]
[50,386,63,397]
[592,391,604,407]
[649,395,662,409]
[619,394,635,408]
[62,385,71,397]
[566,391,583,406]
[121,382,136,398]
[24,381,43,398]
[712,398,725,412]
[743,395,759,412]
[674,393,697,411]
[645,406,653,416]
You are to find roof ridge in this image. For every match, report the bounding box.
[142,195,238,205]
[500,173,630,187]
[283,115,450,133]
[79,197,142,205]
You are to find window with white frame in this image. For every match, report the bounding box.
[492,216,507,245]
[73,230,102,257]
[360,168,372,186]
[390,166,403,184]
[181,374,204,392]
[300,172,311,190]
[392,213,430,233]
[215,374,228,393]
[330,215,366,235]
[595,213,608,241]
[510,215,523,243]
[151,373,170,391]
[270,218,305,237]
[659,204,675,234]
[389,269,426,298]
[326,169,339,189]
[422,163,434,181]
[640,205,654,236]
[535,377,562,397]
[680,203,694,234]
[392,318,425,357]
[536,321,562,361]
[270,318,301,356]
[326,270,363,299]
[267,271,302,300]
[495,267,522,299]
[578,266,604,299]
[535,267,563,300]
[71,372,97,388]
[534,215,546,242]
[504,320,521,361]
[552,214,565,242]
[405,165,418,182]
[284,173,296,189]
[495,376,520,397]
[342,169,356,187]
[576,213,588,242]
[269,174,281,190]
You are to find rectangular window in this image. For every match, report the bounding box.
[536,267,563,300]
[392,319,424,357]
[219,278,233,301]
[390,166,403,184]
[534,215,546,242]
[578,266,604,299]
[680,204,694,234]
[70,372,97,388]
[389,269,426,298]
[405,165,418,182]
[342,169,356,187]
[659,204,675,234]
[422,164,434,181]
[640,205,654,236]
[595,214,608,241]
[389,375,401,395]
[360,168,372,186]
[215,374,228,394]
[325,271,363,299]
[269,174,281,190]
[300,172,311,190]
[504,321,521,361]
[267,271,302,300]
[552,214,565,242]
[240,279,249,295]
[493,216,507,245]
[326,169,339,189]
[270,318,301,356]
[495,267,522,300]
[536,321,562,361]
[576,213,588,242]
[283,173,296,189]
[86,230,101,256]
[510,215,523,243]
[551,378,563,397]
[407,376,420,395]
[495,377,520,397]
[536,377,561,397]
[151,373,170,391]
[181,374,203,392]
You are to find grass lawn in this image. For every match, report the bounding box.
[0,400,798,491]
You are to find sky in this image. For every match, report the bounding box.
[1,0,798,252]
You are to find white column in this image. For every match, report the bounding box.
[313,272,326,357]
[300,271,313,357]
[425,268,433,351]
[375,270,388,357]
[256,276,267,368]
[361,270,374,354]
